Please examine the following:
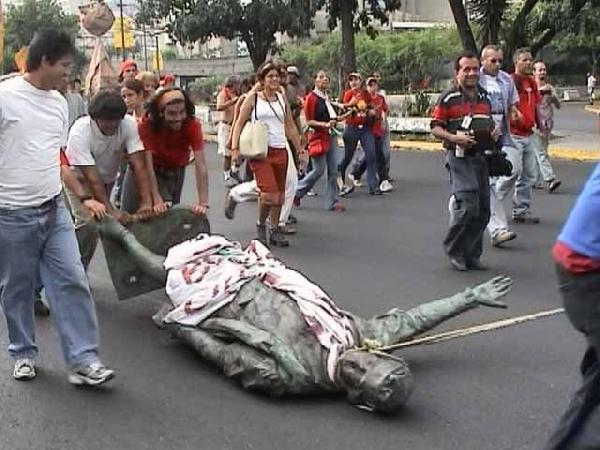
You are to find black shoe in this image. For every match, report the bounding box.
[369,188,383,195]
[224,193,237,220]
[340,185,355,197]
[287,214,298,225]
[547,179,561,193]
[449,257,468,271]
[467,259,488,271]
[34,299,50,317]
[256,223,268,245]
[513,214,540,224]
[269,228,290,247]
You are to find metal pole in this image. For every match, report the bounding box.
[142,23,148,70]
[155,34,160,76]
[119,0,126,61]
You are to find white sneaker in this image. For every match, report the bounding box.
[13,358,36,381]
[492,230,517,247]
[379,180,393,192]
[348,173,363,188]
[69,363,115,387]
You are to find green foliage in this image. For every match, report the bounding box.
[137,0,322,69]
[326,0,402,37]
[281,28,460,94]
[187,76,222,103]
[3,0,79,73]
[161,48,178,61]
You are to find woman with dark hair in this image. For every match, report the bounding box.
[294,70,344,212]
[121,78,146,119]
[230,61,304,246]
[137,88,209,216]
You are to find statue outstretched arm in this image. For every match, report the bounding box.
[96,216,167,284]
[357,276,512,346]
[172,325,290,395]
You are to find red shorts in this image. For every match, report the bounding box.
[249,147,288,204]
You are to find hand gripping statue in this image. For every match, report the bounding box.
[96,211,512,414]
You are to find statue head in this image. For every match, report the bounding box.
[336,350,413,414]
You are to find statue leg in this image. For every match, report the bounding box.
[356,290,477,346]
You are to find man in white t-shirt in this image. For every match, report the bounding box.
[587,72,596,104]
[65,89,153,226]
[0,29,114,385]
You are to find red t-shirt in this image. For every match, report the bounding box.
[370,93,388,138]
[343,88,372,127]
[510,74,540,136]
[138,117,204,169]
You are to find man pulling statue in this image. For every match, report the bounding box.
[96,210,512,413]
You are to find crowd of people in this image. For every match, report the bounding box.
[1,27,599,447]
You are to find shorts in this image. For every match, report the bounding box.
[217,122,231,156]
[249,147,288,205]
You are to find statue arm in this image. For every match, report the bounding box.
[172,325,289,395]
[96,217,167,283]
[359,276,511,345]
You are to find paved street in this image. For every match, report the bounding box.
[552,102,599,151]
[0,144,593,450]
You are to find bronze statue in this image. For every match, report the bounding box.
[96,213,512,414]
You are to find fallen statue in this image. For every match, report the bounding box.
[97,215,512,414]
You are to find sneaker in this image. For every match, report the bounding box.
[340,185,355,197]
[449,256,468,272]
[13,358,36,381]
[69,363,115,387]
[547,179,562,193]
[348,173,363,188]
[287,214,298,225]
[329,202,346,212]
[379,180,393,193]
[224,193,237,220]
[491,230,517,247]
[307,190,318,197]
[279,223,297,235]
[269,228,290,247]
[369,188,383,196]
[513,213,540,224]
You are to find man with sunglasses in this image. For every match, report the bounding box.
[478,45,520,248]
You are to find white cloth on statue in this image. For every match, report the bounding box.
[163,234,355,379]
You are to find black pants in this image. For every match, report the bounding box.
[546,266,600,450]
[443,153,490,262]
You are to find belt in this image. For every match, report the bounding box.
[219,121,233,126]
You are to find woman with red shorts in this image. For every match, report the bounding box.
[231,61,304,247]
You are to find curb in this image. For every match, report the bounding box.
[203,134,599,162]
[584,105,600,114]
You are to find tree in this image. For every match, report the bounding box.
[325,0,402,80]
[449,0,590,60]
[137,0,322,70]
[3,0,79,73]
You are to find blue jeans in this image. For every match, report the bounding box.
[0,197,100,368]
[339,125,378,192]
[351,135,389,183]
[296,135,340,210]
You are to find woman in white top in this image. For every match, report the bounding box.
[231,61,303,247]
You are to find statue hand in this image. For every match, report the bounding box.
[96,215,128,243]
[471,275,512,309]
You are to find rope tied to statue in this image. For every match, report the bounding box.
[347,308,565,360]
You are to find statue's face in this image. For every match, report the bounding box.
[336,350,413,414]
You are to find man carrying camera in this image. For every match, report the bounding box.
[431,51,497,271]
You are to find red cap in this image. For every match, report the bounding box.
[119,59,138,77]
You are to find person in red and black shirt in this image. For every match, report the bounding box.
[431,51,496,271]
[138,88,209,216]
[350,77,392,192]
[338,73,381,196]
[507,47,542,224]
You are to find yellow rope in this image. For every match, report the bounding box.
[379,307,565,351]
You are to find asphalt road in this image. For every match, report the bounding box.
[552,102,599,151]
[0,144,594,450]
